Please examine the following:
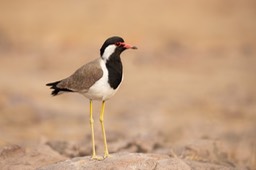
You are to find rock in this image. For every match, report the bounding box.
[45,132,169,158]
[38,152,237,170]
[0,144,65,170]
[180,139,236,167]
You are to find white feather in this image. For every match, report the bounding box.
[102,44,116,61]
[83,59,119,101]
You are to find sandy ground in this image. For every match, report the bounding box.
[0,0,256,169]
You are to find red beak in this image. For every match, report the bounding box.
[120,42,138,49]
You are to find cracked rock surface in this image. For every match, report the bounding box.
[38,152,237,170]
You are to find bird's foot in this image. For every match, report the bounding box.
[91,155,103,160]
[103,153,112,159]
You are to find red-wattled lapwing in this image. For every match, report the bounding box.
[46,36,137,160]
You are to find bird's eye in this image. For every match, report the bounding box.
[115,42,121,46]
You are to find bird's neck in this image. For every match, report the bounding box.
[104,54,123,89]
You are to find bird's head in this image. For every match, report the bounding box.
[100,36,137,61]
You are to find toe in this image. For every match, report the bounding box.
[91,155,103,160]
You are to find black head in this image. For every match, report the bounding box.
[100,36,137,57]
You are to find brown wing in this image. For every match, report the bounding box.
[57,58,103,92]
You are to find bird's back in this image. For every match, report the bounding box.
[47,58,103,95]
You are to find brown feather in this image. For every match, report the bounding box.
[57,58,103,92]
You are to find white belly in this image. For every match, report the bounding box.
[82,60,121,101]
[84,81,118,100]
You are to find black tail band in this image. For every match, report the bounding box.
[46,81,73,96]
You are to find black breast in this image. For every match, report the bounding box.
[105,55,123,89]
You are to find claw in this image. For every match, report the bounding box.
[103,153,112,159]
[91,155,103,160]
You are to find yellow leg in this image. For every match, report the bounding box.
[99,101,110,158]
[89,100,102,160]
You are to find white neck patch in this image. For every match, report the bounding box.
[102,44,116,61]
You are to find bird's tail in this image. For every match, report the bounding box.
[46,81,73,96]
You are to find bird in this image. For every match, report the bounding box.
[46,36,137,160]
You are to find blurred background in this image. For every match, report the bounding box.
[0,0,255,168]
